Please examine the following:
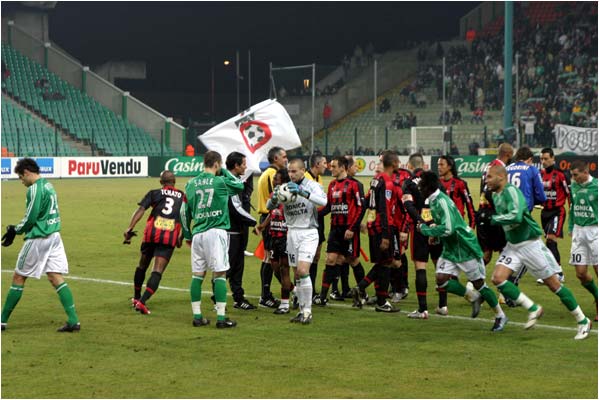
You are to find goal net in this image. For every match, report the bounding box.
[410,125,447,154]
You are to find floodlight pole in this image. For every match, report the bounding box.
[374,59,377,152]
[311,63,315,155]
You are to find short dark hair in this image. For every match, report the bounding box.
[309,152,324,168]
[514,146,534,161]
[204,151,222,168]
[267,146,285,164]
[439,155,458,177]
[345,155,354,168]
[14,158,40,175]
[540,148,554,157]
[381,150,399,168]
[225,151,246,170]
[275,168,290,183]
[408,153,424,169]
[418,170,440,199]
[333,156,348,170]
[159,170,176,186]
[570,159,588,172]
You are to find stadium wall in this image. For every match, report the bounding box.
[1,157,148,179]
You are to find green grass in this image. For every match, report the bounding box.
[1,177,597,398]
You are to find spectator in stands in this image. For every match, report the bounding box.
[451,108,462,124]
[470,107,484,124]
[468,141,480,155]
[1,61,9,82]
[365,42,375,66]
[521,111,537,146]
[353,45,363,68]
[379,97,391,113]
[439,109,450,125]
[185,144,195,157]
[408,112,417,127]
[416,92,427,108]
[449,143,460,155]
[278,86,288,99]
[323,101,332,129]
[392,113,403,130]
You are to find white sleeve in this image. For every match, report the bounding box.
[307,181,327,207]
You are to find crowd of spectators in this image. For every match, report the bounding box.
[391,112,417,129]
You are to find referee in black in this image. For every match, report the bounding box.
[226,152,257,310]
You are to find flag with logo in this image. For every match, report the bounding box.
[199,99,301,177]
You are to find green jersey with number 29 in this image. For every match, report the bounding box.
[491,183,543,244]
[15,177,62,239]
[181,169,244,239]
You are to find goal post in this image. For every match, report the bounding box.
[410,125,449,154]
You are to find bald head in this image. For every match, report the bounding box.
[160,170,176,186]
[498,143,514,163]
[485,164,507,192]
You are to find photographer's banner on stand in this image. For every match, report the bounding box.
[554,124,598,155]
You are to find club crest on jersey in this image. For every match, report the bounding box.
[385,189,393,200]
[235,112,273,153]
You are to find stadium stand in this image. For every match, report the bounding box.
[1,43,179,157]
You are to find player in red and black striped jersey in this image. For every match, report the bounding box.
[124,170,185,314]
[389,164,412,302]
[351,151,401,312]
[437,155,476,229]
[315,157,363,305]
[540,148,570,272]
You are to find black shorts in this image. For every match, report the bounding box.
[269,237,288,261]
[476,221,506,252]
[317,215,326,244]
[410,228,442,262]
[326,226,361,258]
[541,207,566,238]
[369,232,394,264]
[141,242,175,261]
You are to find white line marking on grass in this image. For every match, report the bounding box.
[3,269,595,334]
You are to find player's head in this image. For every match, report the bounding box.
[408,153,424,171]
[226,151,247,176]
[485,164,508,192]
[203,150,222,171]
[159,170,176,186]
[438,155,457,178]
[273,168,290,186]
[570,160,590,184]
[418,170,440,199]
[540,148,555,169]
[14,158,40,187]
[380,150,399,171]
[310,152,327,176]
[345,155,359,177]
[330,156,348,178]
[288,158,306,183]
[514,146,534,164]
[497,143,514,163]
[267,146,287,169]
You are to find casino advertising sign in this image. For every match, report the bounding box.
[148,156,205,177]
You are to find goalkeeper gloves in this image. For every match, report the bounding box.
[287,182,310,198]
[1,225,16,247]
[123,229,137,244]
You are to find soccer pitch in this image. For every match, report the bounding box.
[1,177,597,399]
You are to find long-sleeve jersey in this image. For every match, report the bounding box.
[268,202,288,238]
[392,168,412,232]
[138,185,185,247]
[319,177,363,231]
[15,177,61,239]
[541,165,570,210]
[257,166,278,215]
[569,175,598,231]
[419,189,483,263]
[282,177,327,229]
[349,176,367,232]
[506,161,546,211]
[181,168,244,239]
[440,176,476,228]
[367,172,396,238]
[491,183,543,244]
[402,168,444,226]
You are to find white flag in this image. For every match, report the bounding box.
[199,99,301,177]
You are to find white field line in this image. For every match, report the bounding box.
[2,269,596,334]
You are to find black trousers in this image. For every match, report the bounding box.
[227,227,249,303]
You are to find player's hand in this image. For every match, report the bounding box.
[380,238,389,251]
[344,230,354,240]
[176,235,183,248]
[253,225,264,235]
[1,225,16,247]
[416,223,422,233]
[186,240,192,247]
[360,223,368,234]
[123,229,137,244]
[287,182,300,194]
[399,232,408,242]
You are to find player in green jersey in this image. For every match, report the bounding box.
[486,164,591,340]
[417,171,507,331]
[1,158,80,332]
[568,160,598,321]
[181,151,245,329]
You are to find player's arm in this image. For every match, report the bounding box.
[180,186,193,241]
[419,199,452,237]
[491,187,524,225]
[374,180,391,239]
[231,194,256,226]
[568,182,577,233]
[14,185,42,234]
[460,179,477,229]
[220,168,245,194]
[562,170,572,207]
[532,168,547,206]
[347,182,364,232]
[253,214,271,236]
[401,181,423,224]
[319,182,334,217]
[289,180,327,206]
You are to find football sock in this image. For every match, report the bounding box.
[280,299,290,308]
[554,284,578,312]
[214,277,227,321]
[497,280,538,311]
[390,267,401,293]
[352,262,365,286]
[444,279,467,297]
[260,262,273,298]
[546,239,560,265]
[359,264,380,290]
[1,284,24,324]
[399,254,409,291]
[320,264,336,298]
[582,279,598,302]
[140,271,162,303]
[299,275,312,315]
[416,269,427,312]
[375,265,391,306]
[437,287,448,308]
[190,275,204,319]
[133,267,146,299]
[55,282,79,326]
[310,263,318,296]
[340,263,350,294]
[479,285,499,308]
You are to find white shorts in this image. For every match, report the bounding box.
[495,239,560,280]
[570,225,598,266]
[436,257,486,282]
[286,228,319,267]
[191,229,230,274]
[15,232,69,279]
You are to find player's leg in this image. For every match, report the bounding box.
[408,229,429,319]
[133,243,152,301]
[462,258,507,328]
[570,226,599,306]
[274,252,292,314]
[1,273,27,330]
[210,229,235,328]
[137,246,173,313]
[47,272,80,331]
[310,243,322,299]
[374,262,399,312]
[429,242,446,314]
[259,215,277,307]
[190,232,210,326]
